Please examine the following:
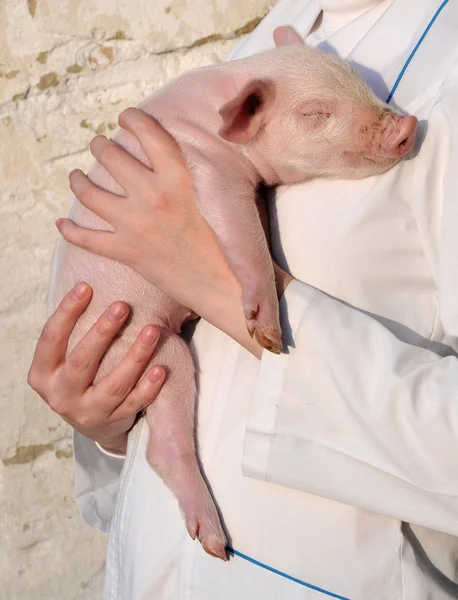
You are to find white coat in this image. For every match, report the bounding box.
[73,1,458,598]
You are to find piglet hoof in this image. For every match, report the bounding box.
[186,519,199,541]
[254,325,282,354]
[244,303,258,338]
[243,295,282,352]
[186,515,227,561]
[246,319,256,338]
[201,538,228,562]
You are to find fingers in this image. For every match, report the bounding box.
[27,283,93,393]
[62,301,131,395]
[69,169,124,225]
[112,364,166,420]
[118,108,188,177]
[96,324,165,413]
[56,218,120,260]
[90,135,153,194]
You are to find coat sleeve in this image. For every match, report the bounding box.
[243,69,458,536]
[73,431,125,532]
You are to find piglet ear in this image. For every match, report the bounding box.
[273,26,304,48]
[218,79,275,145]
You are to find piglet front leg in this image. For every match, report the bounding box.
[191,163,282,354]
[238,250,281,354]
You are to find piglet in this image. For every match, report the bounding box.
[49,26,417,560]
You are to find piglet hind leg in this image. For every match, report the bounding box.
[144,330,227,560]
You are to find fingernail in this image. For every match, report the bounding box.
[148,366,164,383]
[55,218,64,231]
[119,108,134,122]
[72,283,89,299]
[108,302,128,321]
[69,169,78,179]
[141,325,159,348]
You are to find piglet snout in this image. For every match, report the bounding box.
[384,115,418,157]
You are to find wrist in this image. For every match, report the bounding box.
[96,435,128,457]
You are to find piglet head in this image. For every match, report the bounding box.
[218,26,417,185]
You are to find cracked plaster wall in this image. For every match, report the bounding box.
[0,0,275,597]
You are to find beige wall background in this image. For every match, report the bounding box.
[0,0,274,597]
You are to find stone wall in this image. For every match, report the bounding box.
[0,1,274,597]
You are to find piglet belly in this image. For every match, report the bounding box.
[49,163,185,383]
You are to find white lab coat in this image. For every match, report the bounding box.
[73,1,458,598]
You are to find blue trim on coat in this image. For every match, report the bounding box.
[227,547,351,600]
[386,0,450,102]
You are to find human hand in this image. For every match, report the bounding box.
[27,283,166,455]
[56,108,267,357]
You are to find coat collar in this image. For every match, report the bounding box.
[226,0,321,60]
[343,0,457,109]
[229,0,458,110]
[316,0,458,110]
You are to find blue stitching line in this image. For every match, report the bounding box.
[386,0,450,103]
[227,547,351,600]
